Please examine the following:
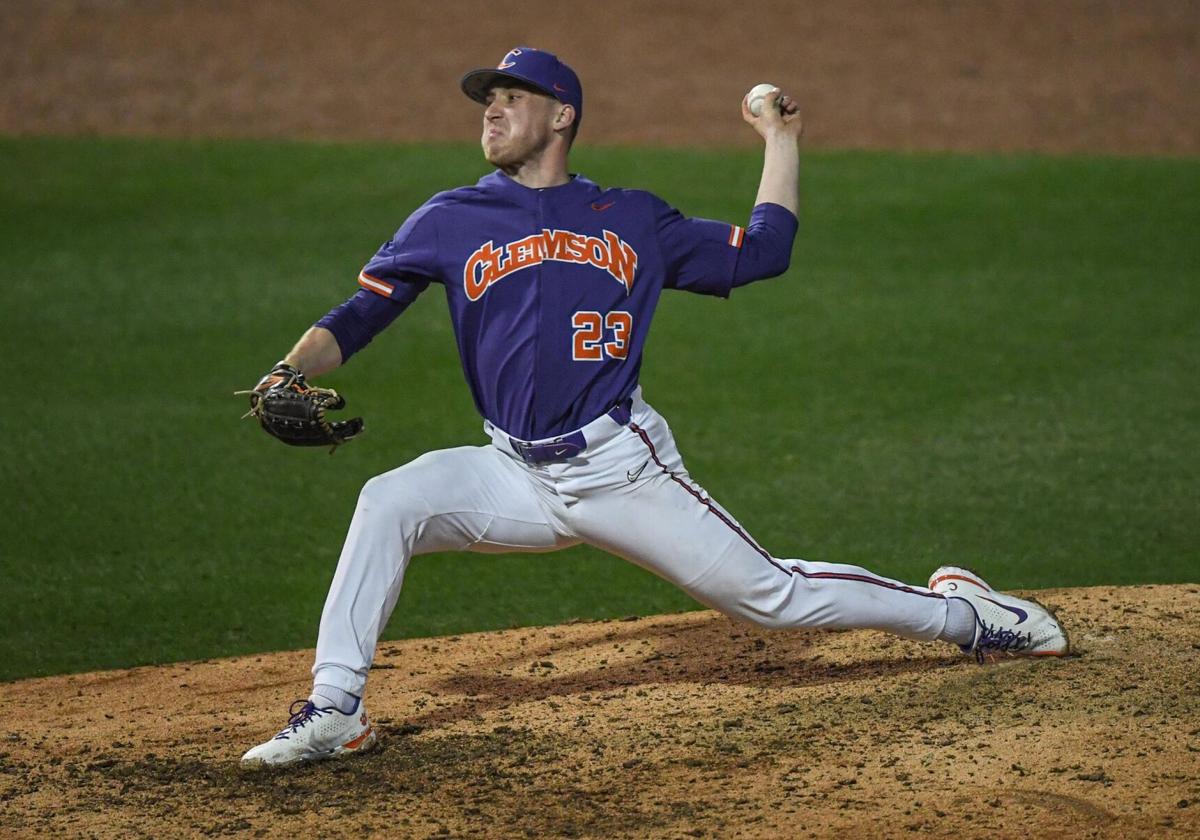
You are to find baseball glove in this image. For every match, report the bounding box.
[237,362,364,451]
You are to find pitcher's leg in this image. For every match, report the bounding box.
[568,414,949,641]
[313,445,573,695]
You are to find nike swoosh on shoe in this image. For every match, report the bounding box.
[978,595,1028,624]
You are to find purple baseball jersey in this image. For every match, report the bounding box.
[320,170,797,441]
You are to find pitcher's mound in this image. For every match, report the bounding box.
[1,584,1197,838]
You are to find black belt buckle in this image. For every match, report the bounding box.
[510,430,586,464]
[508,398,631,465]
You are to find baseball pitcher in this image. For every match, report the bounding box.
[239,48,1069,768]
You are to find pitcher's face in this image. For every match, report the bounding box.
[481,85,562,168]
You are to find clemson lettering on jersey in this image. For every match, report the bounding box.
[464,229,639,301]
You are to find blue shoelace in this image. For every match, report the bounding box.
[974,623,1031,662]
[274,700,328,739]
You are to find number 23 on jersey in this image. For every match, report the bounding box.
[572,311,631,361]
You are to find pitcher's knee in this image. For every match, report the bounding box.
[728,605,797,631]
[710,578,826,631]
[696,584,795,630]
[356,470,429,524]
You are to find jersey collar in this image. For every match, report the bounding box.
[479,170,600,208]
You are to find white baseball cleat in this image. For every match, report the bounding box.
[240,699,378,769]
[928,566,1069,661]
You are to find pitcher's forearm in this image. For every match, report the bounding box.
[283,327,343,378]
[741,86,802,217]
[754,133,801,217]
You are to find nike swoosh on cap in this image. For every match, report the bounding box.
[978,595,1028,624]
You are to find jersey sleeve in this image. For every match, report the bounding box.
[315,289,411,363]
[652,196,744,298]
[356,202,441,304]
[731,202,798,287]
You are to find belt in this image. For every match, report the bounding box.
[506,398,633,465]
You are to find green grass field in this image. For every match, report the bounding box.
[1,136,1196,682]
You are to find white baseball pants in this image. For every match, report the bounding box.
[313,390,950,695]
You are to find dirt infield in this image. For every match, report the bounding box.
[2,0,1197,154]
[1,585,1197,838]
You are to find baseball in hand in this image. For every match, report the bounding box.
[745,83,778,117]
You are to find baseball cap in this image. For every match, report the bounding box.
[461,47,583,130]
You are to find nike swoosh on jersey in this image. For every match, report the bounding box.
[977,595,1028,624]
[553,447,570,456]
[591,201,615,212]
